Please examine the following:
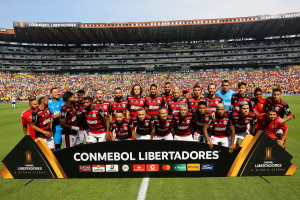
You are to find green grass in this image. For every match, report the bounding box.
[0,96,299,200]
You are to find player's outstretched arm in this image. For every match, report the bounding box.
[229,126,235,153]
[150,127,155,140]
[131,129,137,140]
[203,125,213,149]
[250,125,256,136]
[278,115,293,123]
[277,127,288,148]
[23,125,28,136]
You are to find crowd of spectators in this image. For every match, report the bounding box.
[0,66,299,102]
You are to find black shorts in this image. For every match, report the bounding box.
[12,102,16,104]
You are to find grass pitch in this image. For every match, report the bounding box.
[0,96,299,200]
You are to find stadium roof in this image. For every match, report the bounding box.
[1,12,300,44]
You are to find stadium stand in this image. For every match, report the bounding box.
[0,66,299,102]
[0,12,300,101]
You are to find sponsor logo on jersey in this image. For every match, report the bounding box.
[201,163,215,171]
[106,164,119,172]
[92,165,105,172]
[187,163,200,171]
[174,164,186,171]
[79,165,92,172]
[146,164,159,172]
[133,164,145,172]
[121,164,131,172]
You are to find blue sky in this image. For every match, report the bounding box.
[0,0,299,28]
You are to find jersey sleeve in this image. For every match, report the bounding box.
[228,118,234,127]
[250,98,256,110]
[98,108,107,119]
[109,123,115,132]
[60,108,67,120]
[22,115,28,126]
[31,112,38,124]
[251,116,258,126]
[129,120,135,131]
[205,118,212,127]
[283,104,292,116]
[279,122,288,131]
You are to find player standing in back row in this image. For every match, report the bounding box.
[216,80,236,111]
[127,85,146,119]
[145,84,164,116]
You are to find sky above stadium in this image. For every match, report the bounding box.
[0,0,300,28]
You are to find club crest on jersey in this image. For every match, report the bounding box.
[145,123,149,126]
[245,120,249,123]
[215,101,218,104]
[223,121,227,125]
[140,100,144,104]
[123,126,128,130]
[186,120,190,123]
[92,113,97,117]
[122,104,126,108]
[275,107,280,111]
[157,100,161,103]
[166,123,170,126]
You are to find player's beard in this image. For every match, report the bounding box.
[85,106,91,112]
[71,100,76,105]
[115,96,122,101]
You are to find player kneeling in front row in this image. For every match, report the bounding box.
[82,96,112,143]
[256,107,288,148]
[110,109,137,141]
[132,108,154,140]
[232,101,257,145]
[173,104,194,141]
[203,104,235,152]
[31,96,55,151]
[151,107,173,140]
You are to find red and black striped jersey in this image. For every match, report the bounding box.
[231,94,252,112]
[166,98,186,115]
[31,107,52,139]
[266,97,292,118]
[60,105,78,135]
[132,115,154,136]
[74,101,88,130]
[95,100,110,116]
[205,96,223,112]
[232,111,257,133]
[192,110,211,134]
[110,99,128,120]
[127,96,146,119]
[187,96,207,112]
[206,113,233,137]
[162,93,173,104]
[152,115,173,136]
[172,112,193,136]
[83,107,107,134]
[110,118,134,140]
[145,95,164,116]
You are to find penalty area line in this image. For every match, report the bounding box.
[137,177,150,200]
